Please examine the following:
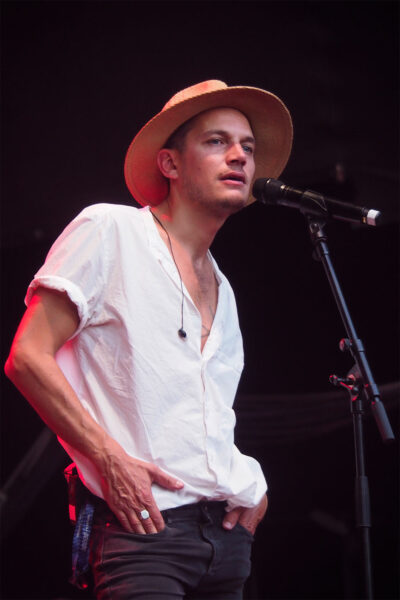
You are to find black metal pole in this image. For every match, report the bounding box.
[306,217,395,599]
[351,388,374,599]
[307,218,394,444]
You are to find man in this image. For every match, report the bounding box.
[5,80,292,599]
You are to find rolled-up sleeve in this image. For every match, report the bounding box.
[25,205,113,338]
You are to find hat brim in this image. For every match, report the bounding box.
[124,86,293,207]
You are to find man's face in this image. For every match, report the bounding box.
[175,108,256,216]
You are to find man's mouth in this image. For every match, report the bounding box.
[220,172,246,185]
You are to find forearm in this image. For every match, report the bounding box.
[5,346,122,470]
[5,288,183,534]
[6,346,183,533]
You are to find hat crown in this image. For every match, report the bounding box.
[162,80,228,112]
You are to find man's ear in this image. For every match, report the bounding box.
[157,149,179,180]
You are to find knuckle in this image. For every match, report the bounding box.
[143,487,154,500]
[150,464,160,477]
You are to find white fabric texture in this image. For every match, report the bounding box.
[26,204,267,510]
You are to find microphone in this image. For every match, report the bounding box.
[252,178,382,226]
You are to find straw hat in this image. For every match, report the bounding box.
[124,80,293,206]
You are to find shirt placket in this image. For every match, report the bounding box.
[200,287,224,487]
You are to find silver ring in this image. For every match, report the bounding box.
[140,509,150,520]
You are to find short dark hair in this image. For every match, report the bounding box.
[163,114,198,152]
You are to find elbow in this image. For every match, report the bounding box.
[4,344,33,386]
[4,354,13,380]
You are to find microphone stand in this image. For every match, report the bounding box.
[305,217,394,599]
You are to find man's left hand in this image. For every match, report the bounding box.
[222,494,268,535]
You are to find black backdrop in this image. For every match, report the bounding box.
[1,2,399,599]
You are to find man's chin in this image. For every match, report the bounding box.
[214,195,248,216]
[191,189,249,218]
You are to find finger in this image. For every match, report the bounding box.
[137,508,158,534]
[114,509,146,534]
[136,489,166,532]
[238,496,268,534]
[238,516,256,535]
[144,501,166,533]
[151,465,184,491]
[131,519,146,534]
[141,517,158,535]
[222,507,242,530]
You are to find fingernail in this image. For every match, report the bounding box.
[224,521,233,529]
[175,480,184,488]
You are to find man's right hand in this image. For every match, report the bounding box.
[97,444,184,534]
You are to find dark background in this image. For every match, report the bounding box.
[1,1,399,599]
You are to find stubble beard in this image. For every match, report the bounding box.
[182,176,248,218]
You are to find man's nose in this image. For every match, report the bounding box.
[227,143,247,164]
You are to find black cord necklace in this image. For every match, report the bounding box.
[151,211,187,339]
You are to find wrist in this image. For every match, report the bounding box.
[89,432,126,475]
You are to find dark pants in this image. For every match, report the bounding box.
[89,500,254,600]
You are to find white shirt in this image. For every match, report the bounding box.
[26,204,267,510]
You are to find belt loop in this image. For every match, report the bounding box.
[161,508,171,524]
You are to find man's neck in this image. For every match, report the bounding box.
[150,196,227,264]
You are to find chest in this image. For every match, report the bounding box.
[151,220,219,351]
[178,260,219,351]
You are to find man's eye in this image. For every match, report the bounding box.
[242,145,254,154]
[208,138,223,145]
